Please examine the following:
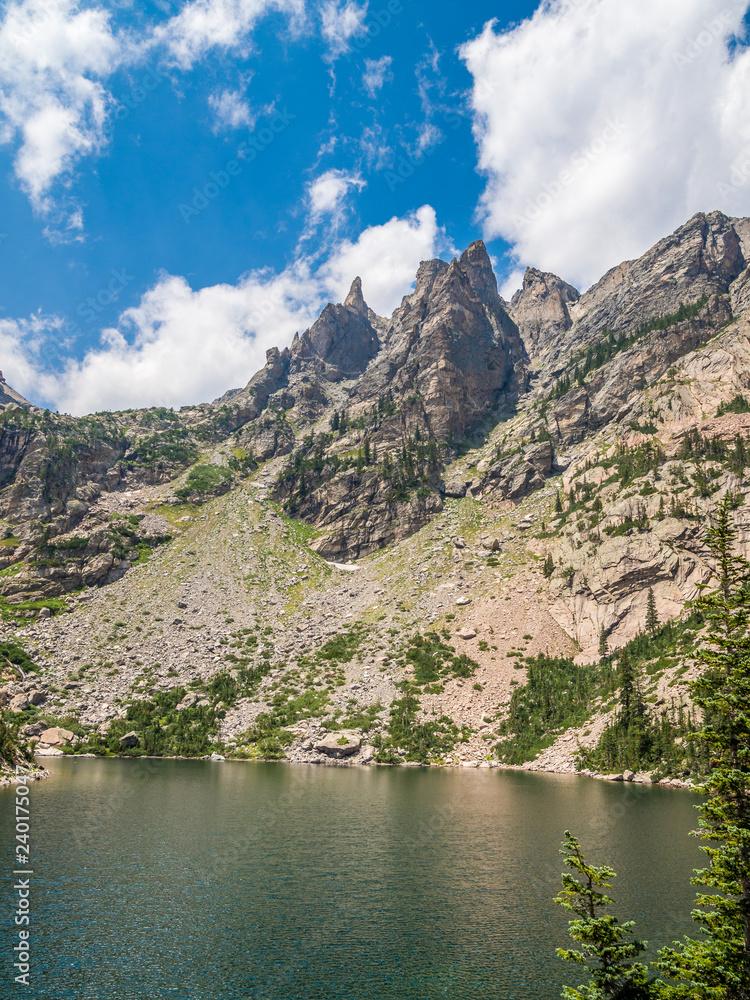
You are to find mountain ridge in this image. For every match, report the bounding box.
[2,209,750,778]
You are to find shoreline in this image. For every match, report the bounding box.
[31,751,697,790]
[0,767,50,788]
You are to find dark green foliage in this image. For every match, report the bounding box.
[604,510,649,538]
[496,655,609,765]
[317,624,368,665]
[53,535,89,551]
[0,597,67,625]
[679,429,750,475]
[612,442,664,488]
[556,501,750,999]
[139,407,180,426]
[281,427,441,514]
[657,496,750,997]
[373,686,469,764]
[174,463,233,501]
[128,428,199,469]
[549,297,709,401]
[227,451,256,476]
[716,395,750,417]
[646,589,660,634]
[117,690,219,757]
[398,631,479,684]
[73,663,273,758]
[0,717,33,769]
[243,689,331,759]
[579,700,702,777]
[339,701,384,732]
[0,641,39,677]
[555,832,650,1000]
[598,629,609,659]
[502,615,706,773]
[544,554,556,578]
[578,615,709,777]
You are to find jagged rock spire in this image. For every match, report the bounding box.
[344,277,366,313]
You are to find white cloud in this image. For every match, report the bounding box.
[307,168,365,230]
[2,207,443,413]
[362,55,392,97]
[0,0,305,221]
[320,204,442,315]
[0,0,122,218]
[154,0,306,69]
[208,86,264,131]
[461,0,750,289]
[320,0,368,59]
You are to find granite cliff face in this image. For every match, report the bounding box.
[3,211,750,774]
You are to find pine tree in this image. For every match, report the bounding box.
[657,494,750,998]
[543,554,555,578]
[619,651,637,721]
[556,498,750,1000]
[646,589,660,634]
[556,492,564,514]
[598,629,609,659]
[555,832,650,1000]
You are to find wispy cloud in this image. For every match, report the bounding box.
[362,55,393,97]
[304,167,366,241]
[153,0,306,70]
[320,0,368,59]
[208,83,269,131]
[0,0,122,223]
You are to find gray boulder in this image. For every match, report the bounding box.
[314,731,362,759]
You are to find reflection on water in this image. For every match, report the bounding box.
[0,759,702,1000]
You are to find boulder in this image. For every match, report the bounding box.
[314,731,362,759]
[622,769,635,782]
[28,689,46,706]
[39,727,75,747]
[444,478,470,499]
[22,720,47,737]
[176,692,199,711]
[119,731,140,749]
[523,440,554,475]
[457,628,477,640]
[9,693,29,712]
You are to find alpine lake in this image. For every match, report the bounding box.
[1,758,703,999]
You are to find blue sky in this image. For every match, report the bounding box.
[1,0,750,414]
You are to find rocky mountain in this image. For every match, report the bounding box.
[2,210,750,780]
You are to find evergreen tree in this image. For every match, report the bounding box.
[330,410,340,432]
[598,629,609,659]
[646,589,660,634]
[619,651,637,721]
[657,494,750,998]
[556,492,564,514]
[544,554,556,579]
[555,832,650,1000]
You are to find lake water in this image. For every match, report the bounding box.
[1,759,703,1000]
